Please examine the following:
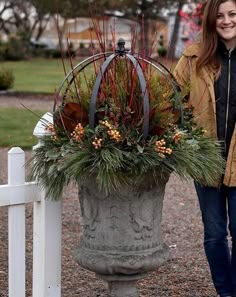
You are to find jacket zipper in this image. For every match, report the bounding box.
[225,49,232,154]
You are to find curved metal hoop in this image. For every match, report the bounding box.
[55,40,184,138]
[136,56,184,125]
[89,53,150,139]
[54,52,112,111]
[89,53,117,130]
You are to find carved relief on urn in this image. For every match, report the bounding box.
[74,177,170,296]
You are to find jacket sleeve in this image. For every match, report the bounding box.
[173,55,191,88]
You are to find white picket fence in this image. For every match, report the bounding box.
[0,113,62,297]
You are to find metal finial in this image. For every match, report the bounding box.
[116,38,128,55]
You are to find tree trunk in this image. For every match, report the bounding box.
[168,0,184,60]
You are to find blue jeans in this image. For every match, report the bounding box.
[195,184,236,297]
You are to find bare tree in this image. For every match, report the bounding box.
[0,0,50,42]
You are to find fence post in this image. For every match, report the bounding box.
[8,147,26,297]
[32,113,62,297]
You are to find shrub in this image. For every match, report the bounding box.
[43,48,61,58]
[157,34,167,58]
[0,42,7,61]
[0,68,14,90]
[43,48,71,59]
[4,37,27,61]
[79,42,84,49]
[157,47,167,57]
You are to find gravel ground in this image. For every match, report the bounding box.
[0,92,55,111]
[0,94,217,297]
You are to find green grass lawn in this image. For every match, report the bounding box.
[0,107,47,149]
[0,57,175,94]
[0,58,81,94]
[0,57,93,148]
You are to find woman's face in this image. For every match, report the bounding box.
[216,0,236,49]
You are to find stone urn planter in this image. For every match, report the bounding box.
[74,177,169,296]
[31,38,224,297]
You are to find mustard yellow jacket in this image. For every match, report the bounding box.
[174,43,236,186]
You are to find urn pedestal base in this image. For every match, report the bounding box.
[99,273,147,297]
[74,177,169,296]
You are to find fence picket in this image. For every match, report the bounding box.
[8,147,26,297]
[33,197,62,297]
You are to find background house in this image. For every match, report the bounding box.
[33,16,168,56]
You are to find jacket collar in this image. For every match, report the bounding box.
[182,42,216,80]
[182,42,201,57]
[218,41,236,58]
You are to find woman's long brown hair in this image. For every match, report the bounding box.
[196,0,233,73]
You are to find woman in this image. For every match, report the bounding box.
[174,0,236,296]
